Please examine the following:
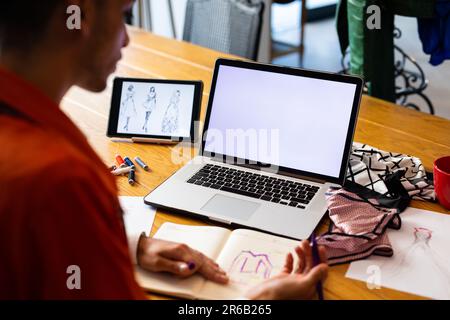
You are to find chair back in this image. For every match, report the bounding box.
[183,0,265,60]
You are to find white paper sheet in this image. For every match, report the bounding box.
[119,196,156,237]
[346,207,450,300]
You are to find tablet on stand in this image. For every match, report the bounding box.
[107,77,203,144]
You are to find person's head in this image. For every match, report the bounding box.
[0,0,134,93]
[128,84,134,91]
[150,87,155,93]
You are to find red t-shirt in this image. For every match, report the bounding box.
[0,67,146,299]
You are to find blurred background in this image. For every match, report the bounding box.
[128,0,450,119]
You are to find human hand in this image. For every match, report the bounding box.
[244,240,328,300]
[137,236,229,284]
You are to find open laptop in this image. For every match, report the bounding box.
[144,59,363,240]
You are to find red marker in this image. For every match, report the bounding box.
[115,154,126,167]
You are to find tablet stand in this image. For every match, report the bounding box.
[131,137,179,145]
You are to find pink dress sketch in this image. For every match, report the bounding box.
[229,250,273,280]
[381,227,450,298]
[161,90,181,134]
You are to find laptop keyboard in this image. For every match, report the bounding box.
[187,164,320,209]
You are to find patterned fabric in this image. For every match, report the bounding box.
[347,143,435,201]
[318,144,435,265]
[318,187,402,265]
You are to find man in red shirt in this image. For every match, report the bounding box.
[0,0,328,300]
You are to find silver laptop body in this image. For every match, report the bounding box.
[145,59,363,240]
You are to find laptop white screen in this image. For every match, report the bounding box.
[203,65,358,179]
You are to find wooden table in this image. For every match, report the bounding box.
[62,26,450,300]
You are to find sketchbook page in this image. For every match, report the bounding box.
[198,229,300,300]
[135,223,231,299]
[119,196,156,237]
[346,207,450,300]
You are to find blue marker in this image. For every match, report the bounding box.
[134,156,150,171]
[124,157,135,169]
[128,169,136,185]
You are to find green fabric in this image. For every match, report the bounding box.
[347,0,366,76]
[336,0,436,102]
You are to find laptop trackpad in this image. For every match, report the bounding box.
[201,194,260,221]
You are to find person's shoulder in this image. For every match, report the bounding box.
[0,118,93,185]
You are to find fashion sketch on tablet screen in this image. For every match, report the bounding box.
[142,86,157,133]
[117,82,195,137]
[162,90,181,134]
[120,84,137,132]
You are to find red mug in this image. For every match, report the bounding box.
[434,156,450,210]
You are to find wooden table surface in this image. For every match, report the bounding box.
[62,26,450,300]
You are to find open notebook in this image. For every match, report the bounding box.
[135,223,300,299]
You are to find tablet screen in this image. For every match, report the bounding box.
[108,78,202,141]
